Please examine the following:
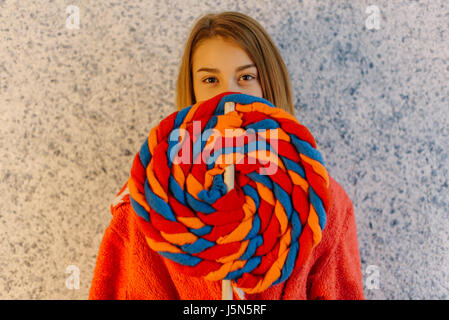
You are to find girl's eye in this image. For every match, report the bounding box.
[241,74,255,81]
[203,77,217,84]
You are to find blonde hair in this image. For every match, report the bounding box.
[175,11,295,115]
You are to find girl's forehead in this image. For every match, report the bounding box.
[192,39,254,71]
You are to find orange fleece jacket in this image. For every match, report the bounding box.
[88,174,365,300]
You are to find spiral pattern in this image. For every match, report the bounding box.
[128,92,330,294]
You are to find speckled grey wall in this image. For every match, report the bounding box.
[0,0,448,299]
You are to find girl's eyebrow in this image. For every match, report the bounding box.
[196,64,256,74]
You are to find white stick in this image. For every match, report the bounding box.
[222,101,235,300]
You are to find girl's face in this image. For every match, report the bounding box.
[192,36,263,103]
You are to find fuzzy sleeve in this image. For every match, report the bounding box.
[88,221,130,299]
[305,200,365,300]
[88,199,180,300]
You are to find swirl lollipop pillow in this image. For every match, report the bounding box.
[127,92,330,294]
